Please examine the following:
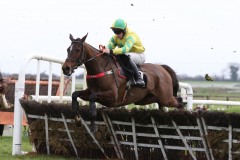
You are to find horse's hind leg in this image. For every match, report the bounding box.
[175,97,183,104]
[169,97,184,108]
[155,92,183,109]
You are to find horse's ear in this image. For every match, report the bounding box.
[81,33,88,43]
[69,34,74,41]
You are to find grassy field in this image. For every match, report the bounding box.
[0,136,78,160]
[181,80,240,112]
[182,80,240,97]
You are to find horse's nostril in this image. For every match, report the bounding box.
[65,66,70,71]
[62,66,71,74]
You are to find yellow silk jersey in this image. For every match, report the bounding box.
[107,27,145,55]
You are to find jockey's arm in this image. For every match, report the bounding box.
[107,36,135,55]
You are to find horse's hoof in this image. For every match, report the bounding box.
[90,124,98,133]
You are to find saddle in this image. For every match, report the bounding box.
[114,54,147,86]
[99,45,146,86]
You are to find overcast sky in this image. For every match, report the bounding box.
[0,0,239,77]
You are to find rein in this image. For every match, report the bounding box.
[84,44,106,63]
[67,41,121,87]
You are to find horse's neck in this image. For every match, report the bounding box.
[84,44,110,74]
[84,43,99,58]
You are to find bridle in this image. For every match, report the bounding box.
[65,40,104,69]
[65,41,86,69]
[65,40,120,88]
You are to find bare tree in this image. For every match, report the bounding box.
[229,63,240,81]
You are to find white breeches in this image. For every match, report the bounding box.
[125,52,146,65]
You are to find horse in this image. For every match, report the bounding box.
[0,72,12,109]
[62,34,183,132]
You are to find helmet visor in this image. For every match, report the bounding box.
[111,28,123,34]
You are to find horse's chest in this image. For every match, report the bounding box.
[87,78,117,92]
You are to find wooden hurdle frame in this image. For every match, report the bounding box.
[23,106,240,160]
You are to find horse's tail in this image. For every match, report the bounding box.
[161,65,179,97]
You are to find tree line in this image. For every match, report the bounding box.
[1,63,239,81]
[180,63,240,81]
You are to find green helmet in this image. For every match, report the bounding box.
[111,18,127,30]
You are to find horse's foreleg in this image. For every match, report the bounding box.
[72,89,91,112]
[89,93,98,132]
[88,90,115,132]
[72,89,92,127]
[72,91,80,112]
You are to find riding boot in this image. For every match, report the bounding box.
[129,60,145,87]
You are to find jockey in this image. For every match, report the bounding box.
[102,18,146,87]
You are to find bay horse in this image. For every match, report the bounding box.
[62,34,183,132]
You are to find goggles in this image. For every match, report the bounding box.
[112,28,123,34]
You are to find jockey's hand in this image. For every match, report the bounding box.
[102,48,110,54]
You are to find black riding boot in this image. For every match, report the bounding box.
[129,60,145,87]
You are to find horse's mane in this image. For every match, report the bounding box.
[84,42,101,53]
[73,36,104,54]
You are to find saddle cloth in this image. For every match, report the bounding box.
[114,54,134,81]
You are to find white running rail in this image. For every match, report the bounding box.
[12,54,85,155]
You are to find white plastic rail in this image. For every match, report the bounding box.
[12,54,83,155]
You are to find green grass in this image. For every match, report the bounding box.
[182,80,240,112]
[225,106,240,113]
[0,136,77,160]
[182,80,240,97]
[213,106,240,113]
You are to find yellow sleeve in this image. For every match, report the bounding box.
[107,37,116,50]
[112,36,135,55]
